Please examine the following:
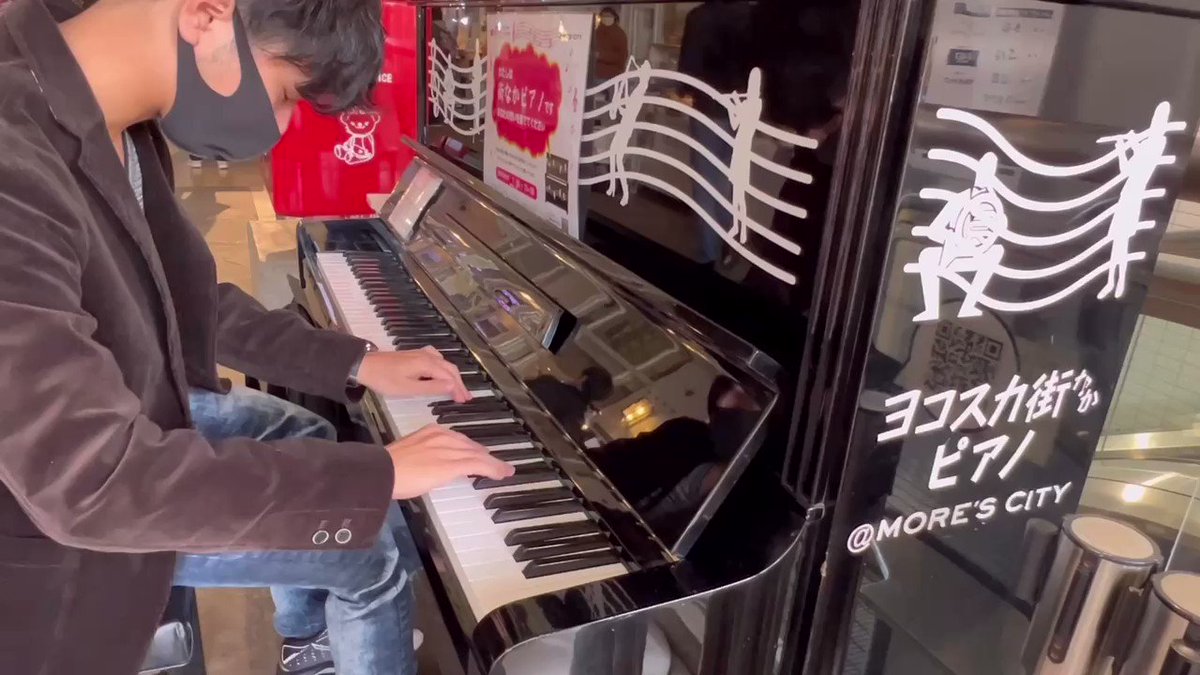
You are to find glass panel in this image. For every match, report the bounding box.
[423,1,859,373]
[835,1,1200,673]
[577,0,857,373]
[425,6,490,168]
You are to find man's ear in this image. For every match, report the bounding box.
[178,0,243,96]
[177,0,237,46]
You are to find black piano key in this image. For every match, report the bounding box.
[512,533,612,562]
[380,314,443,325]
[364,290,426,301]
[382,319,446,330]
[431,399,508,414]
[491,447,544,462]
[460,373,491,389]
[453,422,526,438]
[436,410,512,425]
[482,487,575,510]
[368,296,433,309]
[432,393,506,410]
[521,551,623,579]
[371,297,432,306]
[475,433,530,446]
[436,408,511,422]
[350,263,406,273]
[360,279,419,288]
[359,278,415,288]
[387,330,454,341]
[359,279,419,289]
[382,318,446,328]
[391,333,460,345]
[473,466,558,490]
[376,311,440,322]
[492,500,585,524]
[504,520,601,546]
[382,322,445,333]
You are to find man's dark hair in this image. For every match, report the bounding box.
[240,0,384,113]
[579,366,614,403]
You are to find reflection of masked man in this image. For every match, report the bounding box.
[587,377,760,541]
[526,367,614,443]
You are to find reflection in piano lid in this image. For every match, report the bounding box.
[295,153,784,653]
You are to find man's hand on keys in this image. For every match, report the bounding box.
[357,347,472,402]
[387,424,514,499]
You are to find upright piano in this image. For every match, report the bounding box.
[287,1,1200,674]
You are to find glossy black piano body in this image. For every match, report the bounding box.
[296,168,810,674]
[287,1,1200,674]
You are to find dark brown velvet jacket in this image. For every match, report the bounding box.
[0,1,394,672]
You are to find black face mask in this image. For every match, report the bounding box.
[709,408,759,461]
[159,12,281,161]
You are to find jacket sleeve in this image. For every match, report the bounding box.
[0,127,393,554]
[215,283,371,403]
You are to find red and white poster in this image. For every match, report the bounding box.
[484,12,593,237]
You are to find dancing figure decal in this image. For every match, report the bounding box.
[583,59,819,285]
[908,102,1186,323]
[428,39,488,136]
[911,153,1008,321]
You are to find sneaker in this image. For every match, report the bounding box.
[277,629,335,675]
[217,160,230,170]
[187,155,202,169]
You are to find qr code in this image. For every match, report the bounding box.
[924,321,1003,391]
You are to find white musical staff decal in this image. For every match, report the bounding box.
[427,40,488,137]
[581,59,820,286]
[424,46,824,285]
[909,102,1187,322]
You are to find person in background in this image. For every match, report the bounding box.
[0,1,514,674]
[189,152,230,171]
[676,0,756,268]
[594,7,628,82]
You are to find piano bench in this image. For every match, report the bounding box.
[139,587,207,675]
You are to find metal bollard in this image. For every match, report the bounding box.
[1023,515,1162,675]
[1119,572,1200,675]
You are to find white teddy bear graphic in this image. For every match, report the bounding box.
[334,110,382,166]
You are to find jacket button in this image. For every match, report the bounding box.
[335,528,352,545]
[312,529,330,545]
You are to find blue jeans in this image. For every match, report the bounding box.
[691,116,734,264]
[174,386,418,675]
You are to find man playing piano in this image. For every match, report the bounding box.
[0,1,514,674]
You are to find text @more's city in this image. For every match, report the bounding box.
[846,481,1073,554]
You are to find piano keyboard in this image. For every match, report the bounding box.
[316,251,628,620]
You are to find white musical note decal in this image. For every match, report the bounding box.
[427,40,488,137]
[581,59,820,286]
[908,102,1187,322]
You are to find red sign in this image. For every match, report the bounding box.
[267,1,420,218]
[491,44,562,157]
